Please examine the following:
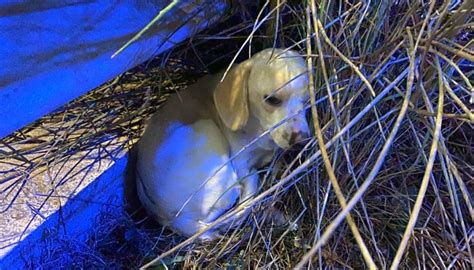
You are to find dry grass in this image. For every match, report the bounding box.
[1,0,473,269]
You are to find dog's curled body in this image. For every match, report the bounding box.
[136,48,310,239]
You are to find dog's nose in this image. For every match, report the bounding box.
[289,130,309,145]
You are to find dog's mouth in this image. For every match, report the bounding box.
[272,129,309,150]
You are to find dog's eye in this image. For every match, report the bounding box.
[264,95,282,106]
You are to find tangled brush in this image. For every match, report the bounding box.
[1,1,472,269]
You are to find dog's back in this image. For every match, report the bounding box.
[135,72,240,238]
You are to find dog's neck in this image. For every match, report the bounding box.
[219,114,277,173]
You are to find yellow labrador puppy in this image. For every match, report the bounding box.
[136,48,309,239]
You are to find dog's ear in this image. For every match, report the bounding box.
[214,60,252,131]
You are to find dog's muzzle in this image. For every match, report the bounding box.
[287,130,310,145]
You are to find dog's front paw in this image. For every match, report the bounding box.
[196,221,224,241]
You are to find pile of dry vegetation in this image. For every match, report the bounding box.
[2,1,472,268]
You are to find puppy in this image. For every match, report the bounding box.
[136,48,310,239]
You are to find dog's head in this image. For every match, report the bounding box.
[214,48,310,149]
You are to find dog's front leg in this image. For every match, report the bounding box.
[240,170,259,202]
[239,170,289,228]
[233,171,260,222]
[217,171,259,233]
